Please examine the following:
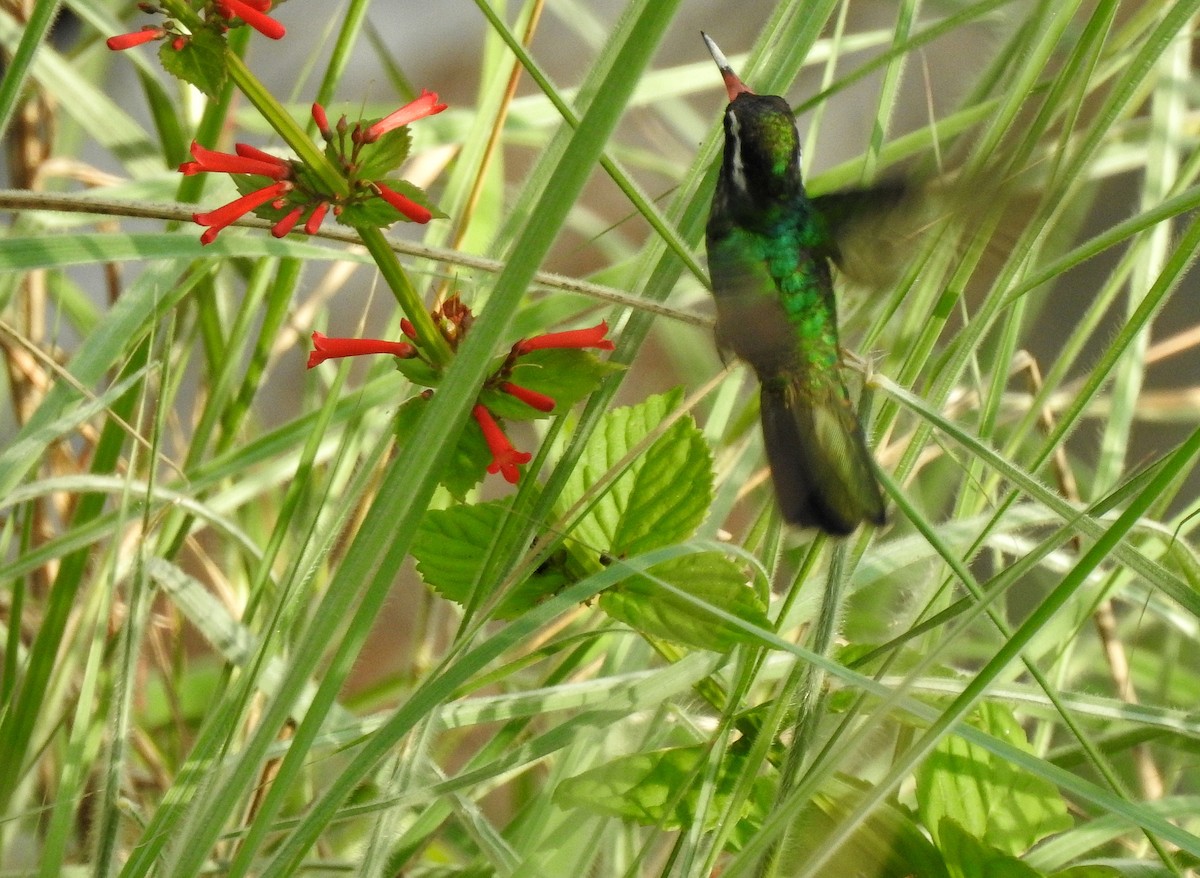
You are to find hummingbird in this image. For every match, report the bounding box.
[702,32,888,535]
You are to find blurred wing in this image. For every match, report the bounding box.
[811,181,928,289]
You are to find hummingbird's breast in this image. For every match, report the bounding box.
[706,214,842,382]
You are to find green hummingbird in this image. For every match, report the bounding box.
[702,32,888,535]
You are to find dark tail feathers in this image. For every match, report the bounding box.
[759,374,886,535]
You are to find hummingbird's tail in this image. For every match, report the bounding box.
[759,372,886,535]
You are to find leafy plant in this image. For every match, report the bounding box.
[1,0,1199,876]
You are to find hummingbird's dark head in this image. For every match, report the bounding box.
[721,93,803,200]
[701,33,804,211]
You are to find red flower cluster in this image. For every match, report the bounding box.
[107,0,285,52]
[307,318,615,484]
[309,94,447,225]
[179,89,446,244]
[179,141,309,244]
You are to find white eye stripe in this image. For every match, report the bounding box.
[726,109,747,194]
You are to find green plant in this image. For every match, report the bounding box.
[2,1,1200,875]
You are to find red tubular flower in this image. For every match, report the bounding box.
[312,102,332,138]
[307,331,415,368]
[106,27,164,50]
[235,143,284,164]
[193,180,292,244]
[501,382,555,413]
[473,405,531,484]
[375,183,432,224]
[400,319,418,340]
[272,205,304,238]
[216,0,286,39]
[514,321,615,355]
[304,202,330,235]
[179,141,292,179]
[361,89,447,143]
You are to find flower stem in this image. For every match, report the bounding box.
[224,52,346,197]
[357,225,453,366]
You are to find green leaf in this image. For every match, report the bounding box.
[159,28,227,98]
[394,395,487,500]
[554,744,769,834]
[392,356,442,389]
[1050,867,1127,878]
[411,500,568,618]
[599,552,768,651]
[291,162,334,203]
[917,703,1072,856]
[560,389,713,559]
[339,179,446,228]
[789,793,951,878]
[480,348,624,421]
[938,817,1046,878]
[355,126,412,180]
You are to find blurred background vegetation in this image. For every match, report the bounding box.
[3,0,1200,875]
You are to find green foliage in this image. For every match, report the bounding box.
[159,28,227,97]
[560,389,713,557]
[394,393,489,499]
[412,500,570,617]
[918,702,1072,856]
[786,793,952,878]
[411,391,768,648]
[937,817,1046,878]
[394,346,619,498]
[353,127,412,180]
[7,0,1200,875]
[340,177,447,226]
[479,348,624,420]
[555,744,772,836]
[598,552,768,651]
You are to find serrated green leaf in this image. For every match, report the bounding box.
[479,349,623,422]
[339,179,446,229]
[392,356,441,388]
[356,127,412,180]
[412,501,567,618]
[411,501,502,606]
[938,817,1046,878]
[599,553,767,651]
[918,703,1072,856]
[394,395,487,499]
[513,348,624,412]
[159,28,226,97]
[560,389,712,559]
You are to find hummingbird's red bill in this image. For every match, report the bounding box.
[701,32,754,100]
